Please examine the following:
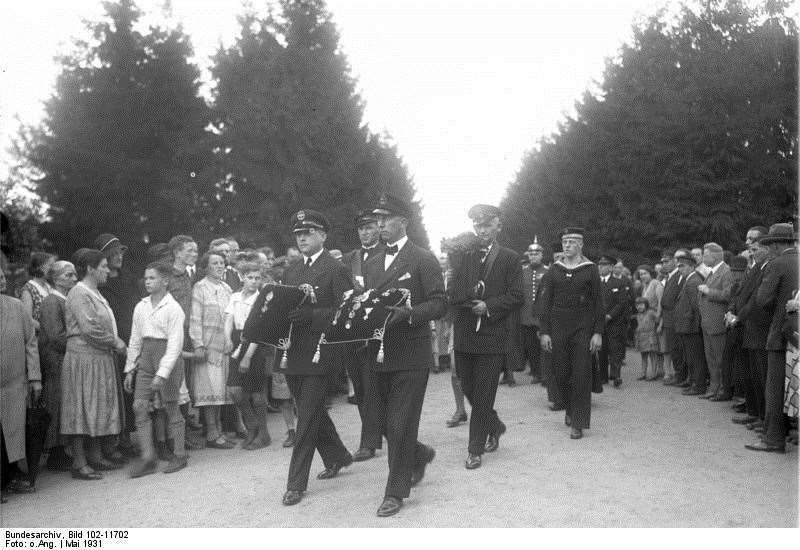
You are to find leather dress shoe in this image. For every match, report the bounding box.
[282,490,304,506]
[71,466,102,481]
[682,388,703,396]
[129,459,158,479]
[678,380,692,388]
[446,412,468,428]
[732,402,747,413]
[410,445,435,486]
[549,403,565,412]
[709,393,733,402]
[376,496,403,517]
[317,454,353,479]
[698,392,715,399]
[732,415,759,425]
[163,455,188,474]
[465,453,482,469]
[485,422,506,453]
[746,421,764,431]
[745,441,785,454]
[570,427,583,439]
[636,375,647,381]
[88,458,123,471]
[352,448,376,462]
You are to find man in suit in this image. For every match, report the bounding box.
[659,249,686,386]
[596,254,629,388]
[697,242,732,399]
[361,193,446,517]
[520,239,548,385]
[341,211,385,462]
[728,231,771,426]
[280,210,354,506]
[746,223,798,453]
[448,205,522,470]
[674,253,709,396]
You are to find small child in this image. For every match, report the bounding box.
[224,262,271,449]
[124,262,187,477]
[634,297,660,381]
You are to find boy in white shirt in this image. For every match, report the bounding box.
[124,262,187,477]
[225,262,272,449]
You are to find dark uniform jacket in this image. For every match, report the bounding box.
[673,270,705,334]
[448,244,523,354]
[659,270,685,329]
[756,248,799,351]
[600,274,629,329]
[100,268,140,343]
[520,264,547,327]
[731,260,771,350]
[342,242,386,292]
[282,250,353,376]
[362,239,446,372]
[537,260,605,336]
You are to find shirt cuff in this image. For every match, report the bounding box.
[156,364,173,379]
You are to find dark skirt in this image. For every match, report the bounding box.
[227,329,270,393]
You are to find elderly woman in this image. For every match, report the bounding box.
[38,261,78,471]
[60,249,127,480]
[1,269,42,498]
[17,252,56,331]
[190,251,234,449]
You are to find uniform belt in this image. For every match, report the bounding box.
[142,337,168,342]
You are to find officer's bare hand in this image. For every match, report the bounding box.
[539,334,552,353]
[470,300,488,316]
[386,305,412,326]
[589,333,602,353]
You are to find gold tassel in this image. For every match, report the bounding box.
[279,350,288,370]
[312,334,323,363]
[376,340,385,363]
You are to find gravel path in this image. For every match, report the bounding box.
[2,350,797,527]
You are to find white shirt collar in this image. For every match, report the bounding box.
[304,248,325,266]
[708,261,724,274]
[387,235,409,253]
[141,292,178,311]
[668,267,680,279]
[362,242,379,250]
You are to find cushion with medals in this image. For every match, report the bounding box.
[320,287,411,345]
[241,284,307,351]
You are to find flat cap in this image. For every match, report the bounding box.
[675,252,696,266]
[467,204,501,224]
[291,209,330,233]
[758,223,797,245]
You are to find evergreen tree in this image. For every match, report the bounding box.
[500,0,797,264]
[25,0,215,261]
[210,0,427,252]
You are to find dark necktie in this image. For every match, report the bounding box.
[385,245,399,256]
[305,257,312,267]
[479,248,489,263]
[361,247,372,262]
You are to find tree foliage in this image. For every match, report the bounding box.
[24,0,216,263]
[210,0,427,251]
[500,0,797,265]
